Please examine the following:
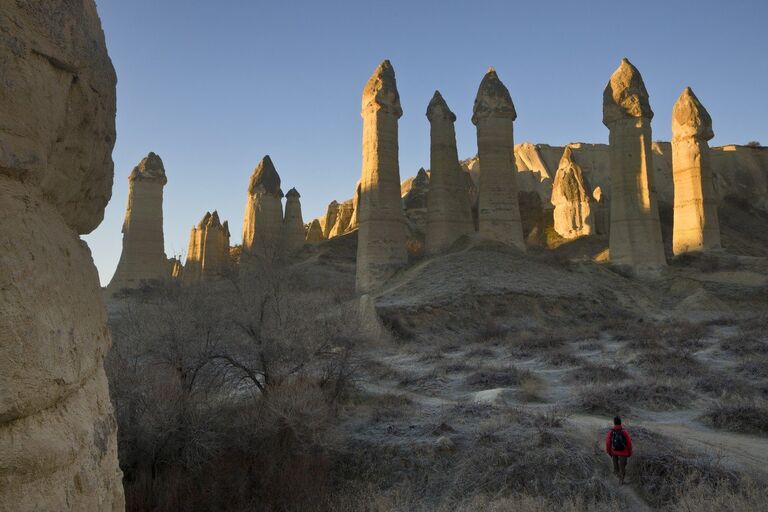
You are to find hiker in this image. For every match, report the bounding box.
[605,416,632,484]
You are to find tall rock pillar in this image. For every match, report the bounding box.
[0,1,124,509]
[425,91,475,253]
[356,60,407,293]
[283,188,306,253]
[603,58,666,269]
[242,155,284,260]
[108,152,168,291]
[472,68,524,249]
[671,87,721,255]
[184,211,231,283]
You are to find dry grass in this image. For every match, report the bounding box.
[576,380,694,415]
[700,400,768,435]
[633,350,705,379]
[465,366,538,390]
[565,362,630,385]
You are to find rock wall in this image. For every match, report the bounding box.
[328,199,355,238]
[0,1,124,510]
[603,58,666,269]
[672,87,721,255]
[356,60,407,293]
[108,152,168,292]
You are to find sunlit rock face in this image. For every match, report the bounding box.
[0,1,124,509]
[603,58,666,269]
[283,188,306,253]
[356,60,407,293]
[551,146,594,239]
[472,68,525,249]
[108,152,169,292]
[305,218,325,243]
[184,211,231,283]
[425,91,475,254]
[242,155,284,260]
[329,199,355,238]
[672,87,721,255]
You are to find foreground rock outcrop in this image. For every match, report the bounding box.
[184,211,231,283]
[426,92,475,253]
[672,87,721,255]
[108,152,169,291]
[603,59,666,269]
[242,155,284,260]
[356,60,407,293]
[0,1,124,509]
[472,68,525,249]
[551,146,594,238]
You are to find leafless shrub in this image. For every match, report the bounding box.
[633,350,705,379]
[700,400,768,435]
[465,366,538,389]
[576,380,693,415]
[565,362,630,384]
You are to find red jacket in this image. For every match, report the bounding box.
[605,426,632,457]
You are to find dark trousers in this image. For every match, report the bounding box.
[612,455,627,482]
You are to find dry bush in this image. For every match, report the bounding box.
[720,332,768,356]
[604,320,708,352]
[736,356,768,379]
[576,380,693,415]
[565,362,630,385]
[519,376,547,402]
[465,366,538,389]
[700,400,768,435]
[668,478,768,511]
[633,350,705,378]
[694,371,756,400]
[544,349,584,368]
[628,427,741,509]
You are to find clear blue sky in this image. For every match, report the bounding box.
[85,0,768,284]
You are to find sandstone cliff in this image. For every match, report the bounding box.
[0,1,124,510]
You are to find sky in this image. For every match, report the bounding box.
[85,0,768,284]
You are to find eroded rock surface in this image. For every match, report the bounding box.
[603,59,666,269]
[551,146,594,238]
[0,1,124,509]
[672,87,721,255]
[356,60,407,293]
[283,188,306,253]
[184,211,231,283]
[472,68,524,249]
[242,155,284,260]
[108,152,169,292]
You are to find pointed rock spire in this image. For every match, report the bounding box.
[283,187,305,253]
[185,209,231,283]
[426,90,456,122]
[361,59,402,118]
[128,151,168,184]
[247,155,283,197]
[603,58,653,125]
[286,187,300,198]
[305,218,325,243]
[472,68,517,124]
[672,87,714,141]
[551,146,594,239]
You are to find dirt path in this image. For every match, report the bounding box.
[571,414,768,477]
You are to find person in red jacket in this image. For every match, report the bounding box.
[605,416,632,484]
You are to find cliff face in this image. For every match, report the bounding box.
[0,1,124,510]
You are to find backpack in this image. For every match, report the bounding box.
[610,429,626,452]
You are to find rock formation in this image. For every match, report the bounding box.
[322,200,341,238]
[356,60,407,293]
[603,59,666,269]
[0,1,124,509]
[671,87,721,255]
[592,187,610,236]
[551,146,594,238]
[168,257,184,279]
[184,211,231,283]
[472,68,525,249]
[108,152,169,291]
[329,200,355,238]
[425,91,475,253]
[348,181,362,231]
[283,188,306,253]
[305,219,325,243]
[242,155,284,259]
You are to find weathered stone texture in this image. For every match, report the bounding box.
[283,188,306,253]
[356,60,407,293]
[184,211,231,283]
[329,199,355,238]
[108,152,169,291]
[603,59,666,269]
[305,219,325,243]
[425,91,474,253]
[242,155,284,259]
[0,1,124,509]
[551,146,594,238]
[472,68,525,249]
[672,87,721,255]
